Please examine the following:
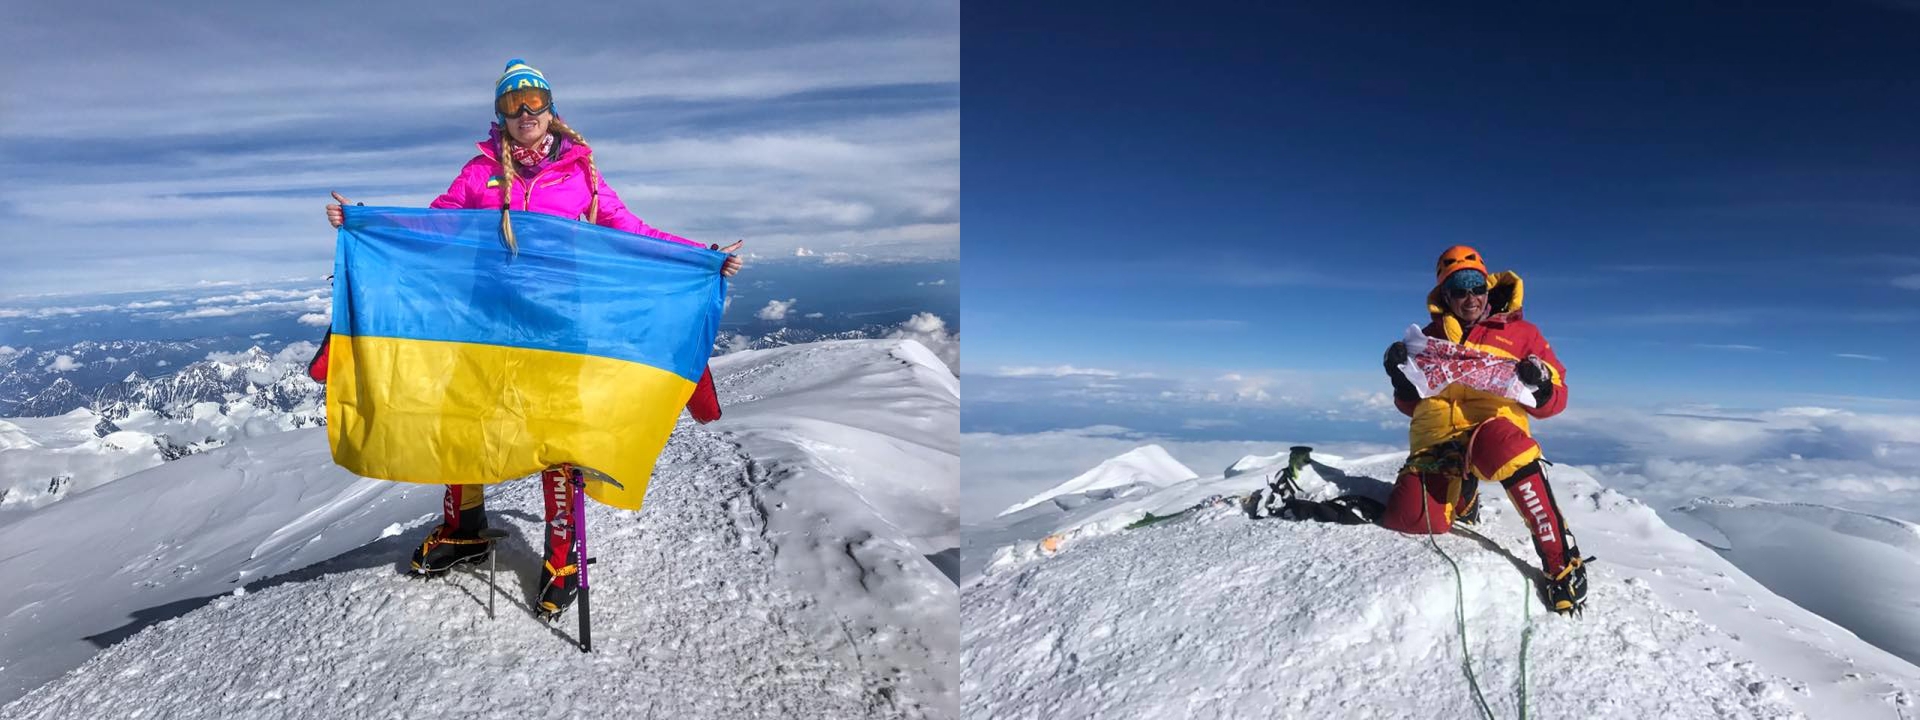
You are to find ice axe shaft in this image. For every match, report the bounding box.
[479,528,510,620]
[570,464,593,653]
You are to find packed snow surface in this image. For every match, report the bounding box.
[0,339,957,719]
[963,450,1920,719]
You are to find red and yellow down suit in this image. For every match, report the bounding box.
[1380,270,1578,578]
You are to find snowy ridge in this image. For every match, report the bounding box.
[1,338,957,719]
[0,429,439,704]
[997,444,1196,518]
[713,339,960,717]
[1677,498,1920,670]
[0,409,166,512]
[963,449,1920,719]
[0,343,329,514]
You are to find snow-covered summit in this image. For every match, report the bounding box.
[964,447,1920,719]
[2,338,957,719]
[997,444,1196,518]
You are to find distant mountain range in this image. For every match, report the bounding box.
[2,340,324,422]
[2,321,943,421]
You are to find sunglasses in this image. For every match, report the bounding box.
[496,87,552,118]
[1445,285,1489,300]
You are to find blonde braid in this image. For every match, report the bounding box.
[498,132,518,253]
[550,118,600,224]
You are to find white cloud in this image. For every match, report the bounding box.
[297,313,331,327]
[1537,405,1920,526]
[0,346,16,358]
[804,312,825,319]
[885,312,958,373]
[917,279,947,286]
[757,298,798,321]
[996,365,1122,378]
[44,355,81,373]
[1894,274,1920,290]
[124,300,174,309]
[733,199,875,226]
[164,295,329,320]
[1171,372,1277,404]
[196,288,323,305]
[1835,353,1887,361]
[0,304,116,320]
[714,332,754,356]
[794,247,817,257]
[1182,418,1241,430]
[1,6,957,294]
[1341,390,1394,411]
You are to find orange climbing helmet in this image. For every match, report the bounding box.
[1434,245,1488,286]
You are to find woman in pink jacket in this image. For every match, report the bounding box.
[325,59,740,618]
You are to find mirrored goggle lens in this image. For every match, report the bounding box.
[496,88,552,117]
[1445,285,1489,299]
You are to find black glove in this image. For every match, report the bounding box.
[1383,342,1419,403]
[1518,356,1554,405]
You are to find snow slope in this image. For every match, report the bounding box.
[963,450,1920,719]
[0,344,330,515]
[1678,499,1920,669]
[0,409,165,512]
[997,444,1196,517]
[1,338,957,719]
[0,428,439,704]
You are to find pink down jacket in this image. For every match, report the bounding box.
[429,125,701,248]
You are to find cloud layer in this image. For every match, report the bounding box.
[7,1,956,295]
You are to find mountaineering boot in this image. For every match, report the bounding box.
[1546,536,1592,616]
[1452,480,1481,526]
[537,465,582,618]
[410,484,493,576]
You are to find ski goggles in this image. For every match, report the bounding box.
[496,87,553,118]
[1444,285,1489,300]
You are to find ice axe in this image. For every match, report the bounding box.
[1246,446,1313,518]
[478,527,511,620]
[566,464,623,653]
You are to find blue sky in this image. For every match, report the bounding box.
[4,0,956,296]
[964,1,1920,420]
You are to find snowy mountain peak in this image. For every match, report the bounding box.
[966,452,1920,718]
[1,338,957,718]
[997,444,1198,517]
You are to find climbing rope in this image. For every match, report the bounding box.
[1519,574,1534,720]
[1421,486,1498,720]
[1418,473,1539,720]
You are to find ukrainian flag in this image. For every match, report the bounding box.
[325,206,726,510]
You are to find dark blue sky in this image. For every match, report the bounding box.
[965,0,1920,417]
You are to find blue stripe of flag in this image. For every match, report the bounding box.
[331,206,725,382]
